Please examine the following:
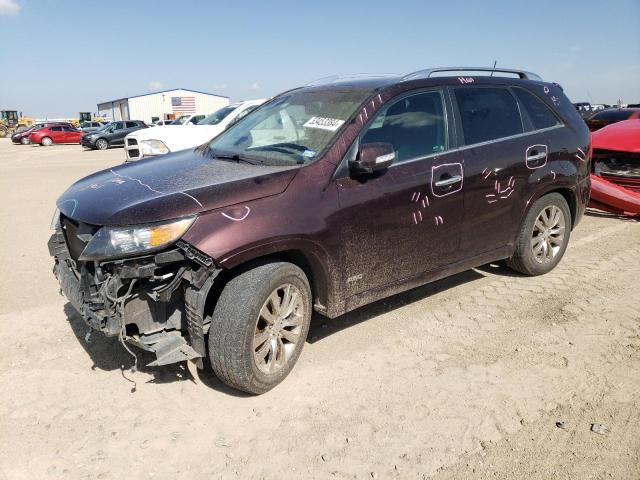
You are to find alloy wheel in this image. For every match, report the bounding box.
[253,283,304,374]
[531,205,565,263]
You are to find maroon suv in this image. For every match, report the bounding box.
[49,67,590,394]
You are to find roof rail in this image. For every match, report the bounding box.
[402,67,543,82]
[305,73,399,87]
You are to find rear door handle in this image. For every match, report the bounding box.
[435,175,462,187]
[527,152,547,161]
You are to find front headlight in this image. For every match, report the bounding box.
[140,139,170,156]
[79,216,196,261]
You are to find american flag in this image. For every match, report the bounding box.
[171,96,196,113]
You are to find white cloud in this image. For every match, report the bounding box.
[0,0,21,15]
[250,81,260,90]
[213,83,228,90]
[148,81,163,91]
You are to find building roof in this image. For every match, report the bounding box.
[97,87,229,106]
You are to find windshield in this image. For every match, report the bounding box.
[171,115,189,125]
[205,89,371,166]
[199,105,238,125]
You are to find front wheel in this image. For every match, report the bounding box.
[208,261,312,394]
[41,136,53,146]
[95,138,108,150]
[21,137,30,145]
[507,193,571,276]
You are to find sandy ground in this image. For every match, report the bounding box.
[0,138,639,480]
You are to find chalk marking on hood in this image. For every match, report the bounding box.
[110,169,203,207]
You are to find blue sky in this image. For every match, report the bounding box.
[1,0,638,117]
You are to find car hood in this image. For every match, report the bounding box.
[127,124,225,152]
[592,119,640,153]
[57,148,298,226]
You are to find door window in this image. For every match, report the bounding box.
[512,88,561,130]
[454,87,523,145]
[125,121,138,129]
[50,126,62,132]
[111,122,124,131]
[361,91,447,163]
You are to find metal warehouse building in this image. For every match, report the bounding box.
[97,88,229,124]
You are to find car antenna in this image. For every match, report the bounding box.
[490,60,497,77]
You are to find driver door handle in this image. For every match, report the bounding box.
[435,175,462,187]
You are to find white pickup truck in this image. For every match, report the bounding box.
[124,99,266,161]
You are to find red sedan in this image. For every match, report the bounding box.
[29,125,83,146]
[589,119,640,217]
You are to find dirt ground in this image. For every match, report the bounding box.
[0,138,639,480]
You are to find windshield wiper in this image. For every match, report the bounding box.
[252,143,310,154]
[211,150,262,165]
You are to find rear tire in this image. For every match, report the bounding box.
[0,126,8,138]
[41,136,53,146]
[507,193,571,276]
[95,138,108,150]
[208,261,312,395]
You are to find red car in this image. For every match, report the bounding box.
[11,122,73,145]
[586,108,640,131]
[589,119,640,217]
[29,125,83,146]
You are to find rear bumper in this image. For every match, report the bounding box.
[48,227,217,367]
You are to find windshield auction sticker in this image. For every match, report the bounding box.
[303,116,345,131]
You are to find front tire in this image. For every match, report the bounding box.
[507,193,571,276]
[41,136,53,146]
[208,261,312,394]
[95,138,108,150]
[21,137,29,145]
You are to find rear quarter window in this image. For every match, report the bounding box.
[454,87,523,145]
[513,87,561,130]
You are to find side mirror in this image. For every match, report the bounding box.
[349,142,395,176]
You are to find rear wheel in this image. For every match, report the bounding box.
[0,126,8,138]
[41,136,53,146]
[95,138,108,150]
[507,193,571,276]
[208,261,312,394]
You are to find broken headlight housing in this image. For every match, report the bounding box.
[79,216,196,261]
[140,139,170,156]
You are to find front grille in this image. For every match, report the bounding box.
[127,138,138,146]
[128,149,140,159]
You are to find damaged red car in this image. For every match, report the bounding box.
[49,67,590,394]
[589,119,640,217]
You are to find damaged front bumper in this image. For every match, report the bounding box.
[48,224,219,368]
